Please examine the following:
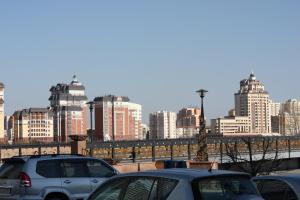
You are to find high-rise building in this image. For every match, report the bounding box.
[176,107,200,128]
[142,124,149,140]
[12,108,54,143]
[94,95,142,141]
[0,82,4,142]
[235,73,271,133]
[176,107,200,138]
[270,100,282,116]
[6,115,14,141]
[149,111,177,139]
[282,99,300,115]
[278,99,300,135]
[49,76,88,142]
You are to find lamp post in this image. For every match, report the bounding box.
[196,89,208,161]
[87,101,94,156]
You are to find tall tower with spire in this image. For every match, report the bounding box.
[49,76,88,142]
[235,73,271,133]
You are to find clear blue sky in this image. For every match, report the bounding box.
[0,1,299,123]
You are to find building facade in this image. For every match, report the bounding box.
[94,95,142,141]
[49,76,88,142]
[235,73,271,133]
[0,83,4,142]
[176,107,200,138]
[149,111,177,139]
[270,100,282,117]
[278,99,300,135]
[12,108,54,143]
[211,116,251,136]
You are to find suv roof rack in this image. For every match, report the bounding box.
[12,154,85,159]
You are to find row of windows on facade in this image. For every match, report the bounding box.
[28,129,51,132]
[28,133,51,137]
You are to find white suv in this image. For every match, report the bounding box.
[0,154,118,200]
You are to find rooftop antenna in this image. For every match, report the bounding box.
[73,75,77,82]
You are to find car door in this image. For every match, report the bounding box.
[86,159,116,191]
[60,159,92,199]
[255,179,298,200]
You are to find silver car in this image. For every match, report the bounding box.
[253,175,300,200]
[0,154,118,200]
[88,168,263,200]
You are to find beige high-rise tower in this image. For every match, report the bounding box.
[235,73,271,133]
[0,83,4,141]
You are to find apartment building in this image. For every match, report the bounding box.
[94,95,142,141]
[211,116,251,136]
[149,111,177,139]
[278,99,300,135]
[12,108,54,143]
[235,73,271,133]
[176,107,201,138]
[49,76,88,142]
[0,82,4,142]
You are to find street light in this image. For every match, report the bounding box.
[196,89,208,161]
[87,101,94,156]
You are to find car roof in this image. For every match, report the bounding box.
[253,174,300,182]
[2,154,93,162]
[112,168,251,181]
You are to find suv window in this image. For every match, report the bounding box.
[60,159,89,178]
[36,160,60,178]
[192,176,258,200]
[255,179,297,200]
[87,159,114,177]
[0,159,24,179]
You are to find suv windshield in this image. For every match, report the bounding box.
[192,175,258,200]
[0,159,25,179]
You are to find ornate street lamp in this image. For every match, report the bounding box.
[196,89,208,161]
[87,101,94,156]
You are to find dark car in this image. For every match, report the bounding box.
[253,175,300,200]
[88,168,263,200]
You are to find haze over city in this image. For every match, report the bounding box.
[0,1,300,123]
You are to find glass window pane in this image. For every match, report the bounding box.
[87,159,114,177]
[36,160,59,178]
[61,160,88,178]
[194,176,257,200]
[90,178,126,200]
[0,160,24,179]
[255,179,297,200]
[148,179,158,200]
[124,178,155,200]
[158,178,178,199]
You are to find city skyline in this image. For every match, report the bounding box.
[0,1,300,123]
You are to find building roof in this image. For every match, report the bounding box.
[12,108,53,119]
[94,95,130,102]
